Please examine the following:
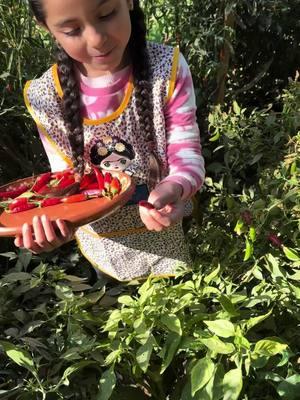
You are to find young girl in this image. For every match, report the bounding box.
[15,0,205,281]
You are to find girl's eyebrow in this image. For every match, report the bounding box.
[54,0,110,27]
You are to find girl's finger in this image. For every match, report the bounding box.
[149,208,172,228]
[139,207,165,231]
[41,214,62,247]
[56,219,74,241]
[32,216,54,251]
[14,234,24,248]
[22,223,43,254]
[149,203,185,227]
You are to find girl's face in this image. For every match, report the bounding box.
[42,0,133,77]
[100,152,131,171]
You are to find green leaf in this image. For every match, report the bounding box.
[97,366,116,400]
[173,293,194,312]
[17,191,35,199]
[204,265,221,284]
[283,246,300,262]
[219,295,239,317]
[249,153,263,165]
[191,357,215,396]
[208,113,215,125]
[104,350,122,366]
[160,332,181,374]
[245,309,273,331]
[136,336,154,373]
[265,254,286,278]
[64,275,87,282]
[254,338,288,357]
[0,252,18,260]
[234,219,244,236]
[233,101,241,115]
[118,295,135,306]
[60,361,98,386]
[0,341,35,373]
[200,337,235,355]
[161,314,182,336]
[204,320,235,338]
[193,363,225,400]
[2,272,32,282]
[223,368,243,400]
[103,310,122,332]
[290,284,300,299]
[277,374,300,400]
[209,132,220,142]
[55,285,74,301]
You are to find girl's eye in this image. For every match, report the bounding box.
[64,28,81,37]
[99,9,116,20]
[104,162,111,168]
[120,159,127,165]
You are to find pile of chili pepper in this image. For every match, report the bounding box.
[0,168,123,213]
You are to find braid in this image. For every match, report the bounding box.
[56,45,85,176]
[129,1,161,185]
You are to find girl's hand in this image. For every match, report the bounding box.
[139,182,185,232]
[14,215,74,254]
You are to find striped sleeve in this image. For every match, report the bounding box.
[160,53,205,200]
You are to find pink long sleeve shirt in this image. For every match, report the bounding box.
[39,53,205,200]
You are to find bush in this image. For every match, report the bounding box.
[0,79,299,399]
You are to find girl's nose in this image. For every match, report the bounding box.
[85,26,107,49]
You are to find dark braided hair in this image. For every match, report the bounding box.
[29,0,84,175]
[29,0,158,181]
[128,1,161,185]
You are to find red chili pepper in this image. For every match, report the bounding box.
[52,169,73,179]
[110,177,121,196]
[241,210,252,226]
[139,201,155,210]
[0,185,29,200]
[32,172,52,193]
[80,172,97,190]
[93,167,105,192]
[10,203,37,213]
[40,198,62,207]
[8,197,29,211]
[83,182,99,190]
[6,84,13,93]
[62,193,87,203]
[57,176,75,189]
[267,233,283,249]
[104,172,112,190]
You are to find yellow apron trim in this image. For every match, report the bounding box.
[166,46,180,103]
[52,63,134,126]
[80,225,149,239]
[51,64,64,98]
[23,80,73,168]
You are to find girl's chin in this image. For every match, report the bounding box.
[86,59,123,75]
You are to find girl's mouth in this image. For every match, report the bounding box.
[92,48,114,61]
